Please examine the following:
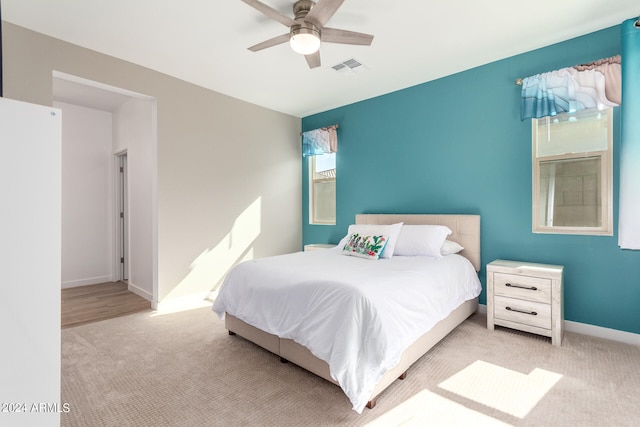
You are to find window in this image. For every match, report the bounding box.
[532,108,613,235]
[309,153,336,224]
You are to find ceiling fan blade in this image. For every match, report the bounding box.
[322,27,374,46]
[248,33,290,52]
[305,0,345,27]
[240,0,297,27]
[305,51,321,69]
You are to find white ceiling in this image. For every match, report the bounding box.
[52,75,134,111]
[3,1,639,117]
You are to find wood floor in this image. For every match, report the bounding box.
[61,281,152,329]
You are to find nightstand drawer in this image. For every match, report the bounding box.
[494,273,551,303]
[494,295,551,330]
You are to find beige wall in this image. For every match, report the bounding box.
[3,22,302,307]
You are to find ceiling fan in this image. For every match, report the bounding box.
[241,0,374,69]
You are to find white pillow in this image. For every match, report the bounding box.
[344,222,403,259]
[441,239,464,255]
[394,225,452,258]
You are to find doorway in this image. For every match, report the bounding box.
[53,72,157,306]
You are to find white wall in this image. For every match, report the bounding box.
[0,97,62,426]
[56,101,114,288]
[113,98,155,300]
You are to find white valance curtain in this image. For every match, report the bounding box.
[520,56,621,120]
[618,18,640,250]
[301,125,338,157]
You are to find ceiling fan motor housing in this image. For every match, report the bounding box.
[293,0,316,19]
[290,22,320,40]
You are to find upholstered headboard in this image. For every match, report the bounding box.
[355,214,481,272]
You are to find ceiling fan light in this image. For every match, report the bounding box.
[290,27,321,55]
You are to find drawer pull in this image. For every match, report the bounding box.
[506,306,537,316]
[505,283,538,291]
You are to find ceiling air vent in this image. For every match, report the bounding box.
[332,58,367,76]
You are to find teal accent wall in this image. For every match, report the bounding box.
[302,24,640,335]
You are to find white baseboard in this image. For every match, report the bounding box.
[564,320,640,346]
[152,291,213,314]
[62,275,112,289]
[127,282,153,301]
[478,303,639,346]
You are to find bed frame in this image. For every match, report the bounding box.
[225,214,481,409]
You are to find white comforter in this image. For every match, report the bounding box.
[212,247,481,413]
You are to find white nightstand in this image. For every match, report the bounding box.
[303,244,335,252]
[487,259,564,346]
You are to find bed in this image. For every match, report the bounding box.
[213,214,481,413]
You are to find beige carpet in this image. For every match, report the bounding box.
[61,306,640,426]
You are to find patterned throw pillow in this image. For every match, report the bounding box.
[345,222,402,258]
[341,233,389,260]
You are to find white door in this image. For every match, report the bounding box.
[117,153,129,282]
[0,97,62,426]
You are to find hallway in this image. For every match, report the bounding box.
[61,282,151,328]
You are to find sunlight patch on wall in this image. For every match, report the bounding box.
[156,197,262,313]
[438,360,562,419]
[365,389,511,427]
